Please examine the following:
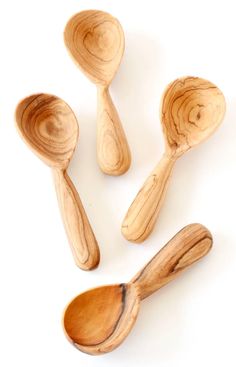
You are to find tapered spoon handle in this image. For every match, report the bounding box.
[53,168,100,270]
[122,154,175,243]
[131,224,212,300]
[97,86,131,176]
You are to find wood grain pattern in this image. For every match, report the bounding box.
[64,283,140,355]
[53,169,100,270]
[122,154,176,242]
[97,86,131,175]
[15,93,100,270]
[161,77,226,156]
[63,223,212,355]
[64,10,131,175]
[122,76,226,242]
[15,94,78,169]
[132,223,212,299]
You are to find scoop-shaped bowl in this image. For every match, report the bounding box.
[64,10,125,85]
[161,76,226,157]
[63,224,212,354]
[63,283,140,355]
[15,94,78,169]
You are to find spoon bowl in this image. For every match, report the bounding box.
[64,283,140,355]
[64,10,124,85]
[15,93,100,270]
[15,94,78,169]
[63,224,212,354]
[161,76,226,157]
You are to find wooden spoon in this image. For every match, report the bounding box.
[15,93,100,270]
[122,76,226,243]
[64,10,131,176]
[63,223,212,355]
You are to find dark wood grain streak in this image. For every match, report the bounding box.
[76,284,127,348]
[132,223,213,299]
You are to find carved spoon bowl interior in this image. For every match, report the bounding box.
[64,223,212,355]
[161,76,226,156]
[64,9,124,85]
[64,283,140,355]
[15,94,78,169]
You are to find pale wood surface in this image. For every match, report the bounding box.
[97,86,131,175]
[122,155,176,242]
[53,169,100,270]
[122,76,226,243]
[64,10,131,175]
[63,224,212,355]
[15,93,100,270]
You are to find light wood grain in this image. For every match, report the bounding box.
[63,223,212,355]
[122,76,226,242]
[64,10,131,175]
[122,154,176,242]
[15,93,100,270]
[53,169,100,270]
[97,85,131,174]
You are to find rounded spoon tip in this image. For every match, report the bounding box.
[15,93,79,169]
[161,75,226,157]
[64,9,125,86]
[63,283,140,355]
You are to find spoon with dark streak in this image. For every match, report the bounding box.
[63,223,212,354]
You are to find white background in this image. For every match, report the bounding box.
[0,0,235,366]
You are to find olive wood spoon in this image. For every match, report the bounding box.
[64,10,131,176]
[63,223,212,355]
[15,94,100,270]
[122,76,226,243]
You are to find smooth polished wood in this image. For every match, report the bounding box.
[53,169,100,270]
[15,93,100,270]
[64,10,131,175]
[122,76,226,242]
[63,223,212,355]
[97,85,131,175]
[131,223,212,299]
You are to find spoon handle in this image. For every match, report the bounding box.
[131,224,212,300]
[122,154,175,243]
[97,86,131,175]
[52,168,100,270]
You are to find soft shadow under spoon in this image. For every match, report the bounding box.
[63,223,212,355]
[64,9,131,176]
[122,76,226,243]
[15,93,100,270]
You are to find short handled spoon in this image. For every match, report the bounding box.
[122,76,226,243]
[63,223,212,355]
[15,94,100,270]
[64,10,131,176]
